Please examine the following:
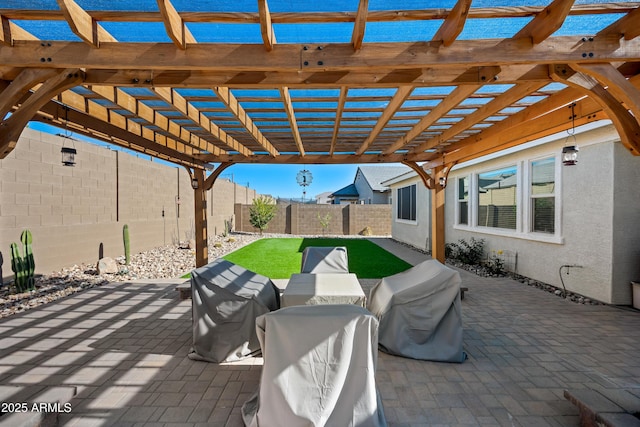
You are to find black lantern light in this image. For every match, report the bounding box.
[562,145,579,166]
[61,146,77,166]
[562,103,578,166]
[191,176,199,189]
[58,105,77,166]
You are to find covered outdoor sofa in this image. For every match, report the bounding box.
[189,259,280,363]
[242,304,387,427]
[368,259,466,363]
[300,246,349,273]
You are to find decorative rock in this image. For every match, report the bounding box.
[359,226,373,236]
[97,257,118,274]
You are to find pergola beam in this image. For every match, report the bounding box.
[280,87,305,156]
[56,0,116,47]
[383,82,488,155]
[513,0,575,44]
[410,80,548,154]
[257,0,276,52]
[0,16,37,45]
[351,0,369,51]
[35,100,205,167]
[356,86,414,155]
[1,69,83,158]
[2,37,639,71]
[152,87,253,156]
[551,64,640,155]
[432,0,472,47]
[55,88,204,159]
[213,86,279,156]
[89,85,222,155]
[597,6,640,40]
[330,86,348,156]
[157,0,197,49]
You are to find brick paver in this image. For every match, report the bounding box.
[0,240,638,426]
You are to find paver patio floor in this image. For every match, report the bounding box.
[0,239,639,426]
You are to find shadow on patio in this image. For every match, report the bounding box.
[0,242,638,426]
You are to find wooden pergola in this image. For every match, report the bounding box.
[1,0,640,267]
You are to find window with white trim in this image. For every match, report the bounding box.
[397,184,416,221]
[457,176,469,225]
[453,154,561,243]
[530,157,555,233]
[477,165,517,230]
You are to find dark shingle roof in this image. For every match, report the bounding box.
[331,183,359,197]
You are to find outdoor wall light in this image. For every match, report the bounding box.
[562,145,579,166]
[60,146,77,166]
[439,176,447,188]
[191,176,199,189]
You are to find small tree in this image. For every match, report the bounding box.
[317,212,331,235]
[249,196,277,235]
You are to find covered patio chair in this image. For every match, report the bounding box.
[242,304,387,427]
[300,246,349,273]
[189,259,280,363]
[368,259,466,363]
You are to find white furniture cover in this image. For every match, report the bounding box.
[189,259,280,363]
[300,246,349,273]
[281,273,366,307]
[368,259,466,363]
[242,304,387,427]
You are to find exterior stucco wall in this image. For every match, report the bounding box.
[388,176,431,251]
[446,125,621,304]
[611,141,640,303]
[0,128,256,277]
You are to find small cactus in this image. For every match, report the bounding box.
[123,224,130,265]
[10,229,35,293]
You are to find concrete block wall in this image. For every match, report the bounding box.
[0,128,257,278]
[235,202,391,235]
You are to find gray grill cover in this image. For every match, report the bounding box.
[300,246,349,273]
[189,259,280,363]
[368,260,465,363]
[242,304,387,427]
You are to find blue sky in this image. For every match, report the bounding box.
[27,121,361,199]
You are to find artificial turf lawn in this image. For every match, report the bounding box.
[221,237,412,279]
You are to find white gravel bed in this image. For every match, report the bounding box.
[0,233,383,319]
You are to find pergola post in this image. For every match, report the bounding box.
[192,162,233,268]
[193,168,208,268]
[430,165,446,263]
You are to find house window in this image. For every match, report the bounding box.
[530,157,555,233]
[397,184,416,221]
[477,165,517,230]
[457,176,469,225]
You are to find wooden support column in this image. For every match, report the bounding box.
[431,165,446,263]
[192,162,233,267]
[193,168,208,268]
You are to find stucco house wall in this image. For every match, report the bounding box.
[387,123,640,305]
[387,175,431,251]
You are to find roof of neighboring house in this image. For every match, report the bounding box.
[331,183,359,198]
[358,166,410,192]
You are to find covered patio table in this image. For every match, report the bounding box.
[281,273,366,308]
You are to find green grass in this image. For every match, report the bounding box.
[222,237,411,279]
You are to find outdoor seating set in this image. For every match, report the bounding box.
[188,247,465,427]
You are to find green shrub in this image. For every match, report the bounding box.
[446,237,485,265]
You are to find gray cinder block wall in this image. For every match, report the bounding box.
[0,128,257,277]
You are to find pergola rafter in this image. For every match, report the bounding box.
[1,2,640,266]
